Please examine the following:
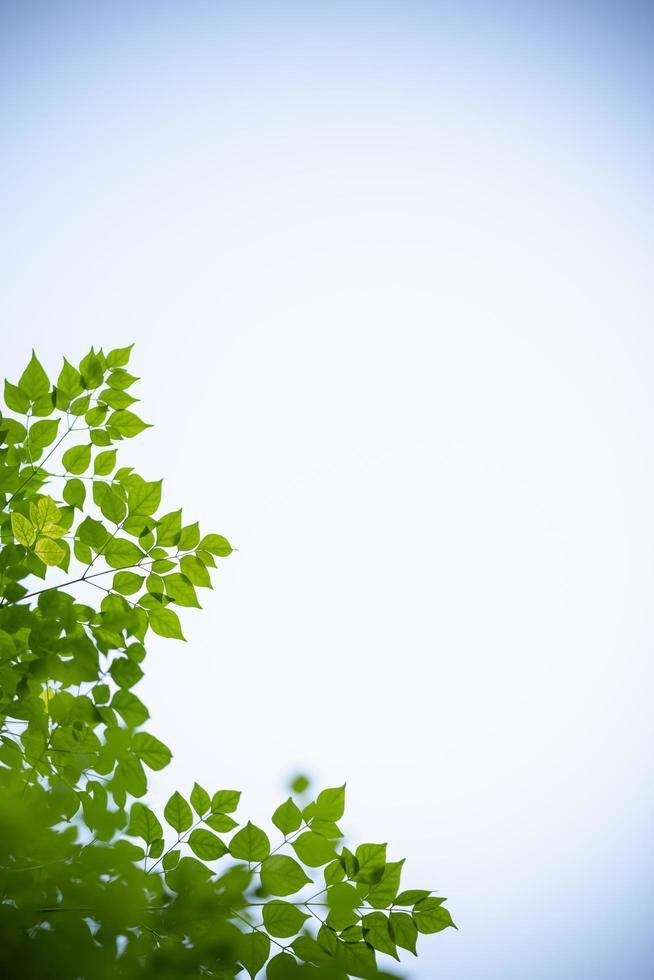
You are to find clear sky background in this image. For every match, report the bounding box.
[2,1,654,977]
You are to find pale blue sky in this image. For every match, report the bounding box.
[2,2,653,978]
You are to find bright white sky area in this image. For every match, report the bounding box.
[2,2,654,978]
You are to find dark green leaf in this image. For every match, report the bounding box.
[132,732,171,770]
[354,843,386,884]
[237,931,270,980]
[211,789,241,813]
[362,912,398,959]
[128,802,163,844]
[112,690,149,727]
[389,911,418,955]
[413,898,455,934]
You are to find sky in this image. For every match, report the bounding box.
[2,1,654,977]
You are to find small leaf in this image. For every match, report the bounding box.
[179,554,212,587]
[28,418,59,448]
[393,889,431,907]
[148,604,185,641]
[362,911,398,959]
[211,789,241,814]
[292,831,336,868]
[413,898,456,934]
[162,849,180,871]
[128,802,163,844]
[188,828,228,860]
[4,379,30,413]
[63,478,86,510]
[11,512,36,547]
[260,855,312,896]
[106,343,134,368]
[113,570,144,595]
[132,732,172,770]
[34,537,65,566]
[354,843,387,884]
[94,449,117,476]
[198,533,232,556]
[272,797,302,836]
[19,350,50,400]
[105,538,144,569]
[204,812,238,833]
[62,444,91,474]
[314,784,346,821]
[263,900,310,938]
[109,409,150,437]
[389,911,418,955]
[164,791,193,833]
[237,932,270,980]
[112,689,149,727]
[190,782,211,816]
[229,821,270,862]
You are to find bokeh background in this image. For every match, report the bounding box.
[2,1,653,977]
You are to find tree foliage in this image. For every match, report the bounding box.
[0,346,455,978]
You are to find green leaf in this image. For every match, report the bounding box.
[354,843,386,884]
[99,387,137,410]
[127,477,162,516]
[237,931,270,980]
[310,819,343,839]
[80,351,104,388]
[4,379,30,413]
[413,898,456,934]
[178,522,200,550]
[291,774,310,794]
[35,537,65,566]
[128,802,163,844]
[63,478,86,510]
[28,418,59,449]
[229,821,270,862]
[148,604,185,641]
[272,797,302,836]
[190,782,211,816]
[260,855,312,896]
[106,343,134,368]
[266,953,298,980]
[77,516,109,550]
[90,428,111,446]
[70,394,91,416]
[164,572,200,608]
[109,409,150,437]
[156,509,182,546]
[19,350,50,400]
[107,369,139,390]
[326,882,360,932]
[57,358,83,402]
[105,538,144,569]
[62,444,92,474]
[162,849,180,871]
[11,512,36,547]
[314,784,346,821]
[179,554,212,587]
[389,911,418,955]
[324,859,345,886]
[100,488,127,525]
[367,859,404,909]
[362,912,398,959]
[112,689,149,727]
[198,533,232,556]
[211,789,240,814]
[132,732,171,770]
[94,449,117,476]
[392,889,431,907]
[110,657,144,688]
[113,570,144,595]
[164,791,193,833]
[204,812,238,833]
[292,831,336,867]
[188,828,228,860]
[263,900,310,938]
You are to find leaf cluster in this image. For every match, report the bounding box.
[0,347,455,979]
